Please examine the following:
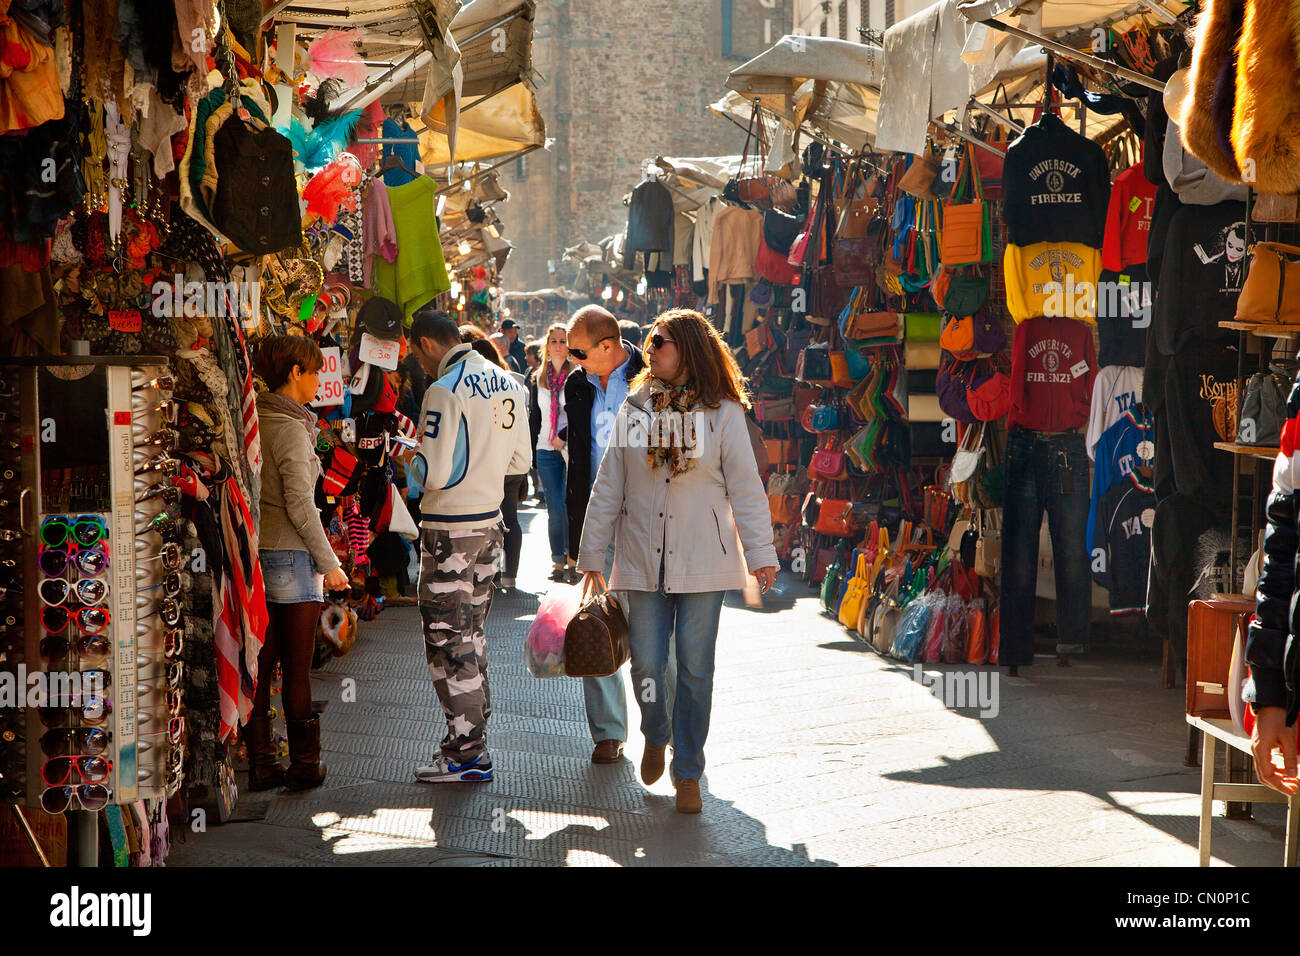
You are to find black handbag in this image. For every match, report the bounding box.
[563,579,630,678]
[763,207,803,254]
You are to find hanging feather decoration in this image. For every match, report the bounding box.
[306,29,367,88]
[289,110,364,173]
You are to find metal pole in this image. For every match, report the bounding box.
[260,0,295,26]
[967,98,1025,135]
[67,809,98,867]
[10,805,50,867]
[980,17,1166,92]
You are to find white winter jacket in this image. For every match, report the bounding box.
[415,344,533,531]
[577,386,778,593]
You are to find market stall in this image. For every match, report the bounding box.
[0,0,540,866]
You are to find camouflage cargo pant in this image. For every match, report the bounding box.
[417,524,505,760]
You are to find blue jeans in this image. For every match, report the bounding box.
[626,574,725,781]
[999,428,1092,667]
[584,542,628,744]
[536,448,568,564]
[260,549,323,603]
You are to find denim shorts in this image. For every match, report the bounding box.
[260,549,324,604]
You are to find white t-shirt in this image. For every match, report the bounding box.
[1086,365,1142,459]
[534,369,568,454]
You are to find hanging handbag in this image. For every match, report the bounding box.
[973,85,1009,197]
[796,342,834,385]
[820,545,850,611]
[943,268,991,316]
[563,577,630,678]
[966,365,1011,422]
[847,309,901,341]
[897,148,942,200]
[838,552,871,630]
[1235,242,1300,325]
[755,235,799,284]
[764,437,798,465]
[810,440,847,481]
[811,404,841,432]
[939,313,977,357]
[974,509,1002,579]
[936,356,976,422]
[940,145,991,267]
[829,350,853,388]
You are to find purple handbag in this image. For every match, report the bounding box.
[937,357,976,423]
[971,312,1006,355]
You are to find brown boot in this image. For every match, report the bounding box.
[641,743,667,785]
[674,777,702,814]
[242,706,285,792]
[283,715,327,791]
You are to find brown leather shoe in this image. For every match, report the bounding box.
[591,740,624,764]
[641,743,667,784]
[283,715,328,791]
[674,777,702,814]
[242,705,285,792]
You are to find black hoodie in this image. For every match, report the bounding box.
[1001,113,1111,247]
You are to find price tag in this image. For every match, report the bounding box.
[109,309,142,332]
[1069,360,1090,379]
[359,332,400,371]
[311,347,345,407]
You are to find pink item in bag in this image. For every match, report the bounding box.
[526,584,584,678]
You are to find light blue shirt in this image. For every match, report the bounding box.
[589,355,631,488]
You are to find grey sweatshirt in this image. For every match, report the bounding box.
[255,394,342,573]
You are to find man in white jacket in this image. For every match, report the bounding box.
[407,310,532,783]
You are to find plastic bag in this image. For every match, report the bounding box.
[526,584,583,678]
[942,594,969,664]
[922,598,946,663]
[892,592,938,661]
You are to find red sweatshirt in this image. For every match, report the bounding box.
[1009,316,1097,432]
[1101,163,1156,271]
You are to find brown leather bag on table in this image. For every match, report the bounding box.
[563,576,630,678]
[1235,242,1300,324]
[1186,598,1255,718]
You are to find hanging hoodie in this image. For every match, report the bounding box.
[1102,162,1157,271]
[1092,472,1156,615]
[1008,315,1097,432]
[1150,200,1246,358]
[1001,113,1111,247]
[623,179,674,270]
[1087,408,1153,555]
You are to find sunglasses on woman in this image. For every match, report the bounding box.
[647,333,675,351]
[41,783,109,814]
[566,335,616,361]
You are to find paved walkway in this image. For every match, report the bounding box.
[170,502,1287,866]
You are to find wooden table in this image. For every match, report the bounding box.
[1187,714,1300,866]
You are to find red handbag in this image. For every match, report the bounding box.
[755,237,799,284]
[966,367,1011,421]
[810,440,846,480]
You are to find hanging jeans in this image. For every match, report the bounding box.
[999,428,1092,667]
[625,561,725,781]
[535,448,568,564]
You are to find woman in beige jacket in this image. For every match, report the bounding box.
[578,309,777,813]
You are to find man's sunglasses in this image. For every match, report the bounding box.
[567,335,616,361]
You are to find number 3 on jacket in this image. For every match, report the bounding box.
[498,397,516,429]
[425,410,441,438]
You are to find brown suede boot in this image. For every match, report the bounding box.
[242,706,285,792]
[674,777,702,814]
[641,743,667,785]
[283,715,327,791]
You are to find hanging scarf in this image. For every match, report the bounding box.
[646,378,702,477]
[545,360,570,444]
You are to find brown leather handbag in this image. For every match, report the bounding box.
[563,578,630,678]
[1235,242,1300,325]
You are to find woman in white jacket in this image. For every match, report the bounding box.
[578,309,778,814]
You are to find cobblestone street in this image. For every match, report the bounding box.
[169,503,1288,867]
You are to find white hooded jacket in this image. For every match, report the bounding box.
[414,343,532,531]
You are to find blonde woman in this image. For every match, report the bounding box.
[577,309,778,813]
[528,322,578,582]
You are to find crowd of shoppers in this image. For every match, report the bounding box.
[258,306,775,811]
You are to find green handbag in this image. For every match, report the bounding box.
[820,545,849,612]
[903,311,943,342]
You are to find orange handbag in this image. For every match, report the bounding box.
[939,314,976,357]
[829,350,853,388]
[1235,242,1300,325]
[813,498,854,537]
[940,146,988,267]
[769,493,802,525]
[764,438,797,464]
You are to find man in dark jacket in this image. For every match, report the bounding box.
[500,319,528,374]
[559,306,645,765]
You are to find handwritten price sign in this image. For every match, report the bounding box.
[358,332,400,371]
[311,347,345,407]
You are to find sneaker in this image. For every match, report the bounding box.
[414,754,493,783]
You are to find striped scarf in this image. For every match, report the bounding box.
[545,360,570,444]
[215,473,268,740]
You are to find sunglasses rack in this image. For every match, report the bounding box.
[0,370,22,805]
[0,357,173,835]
